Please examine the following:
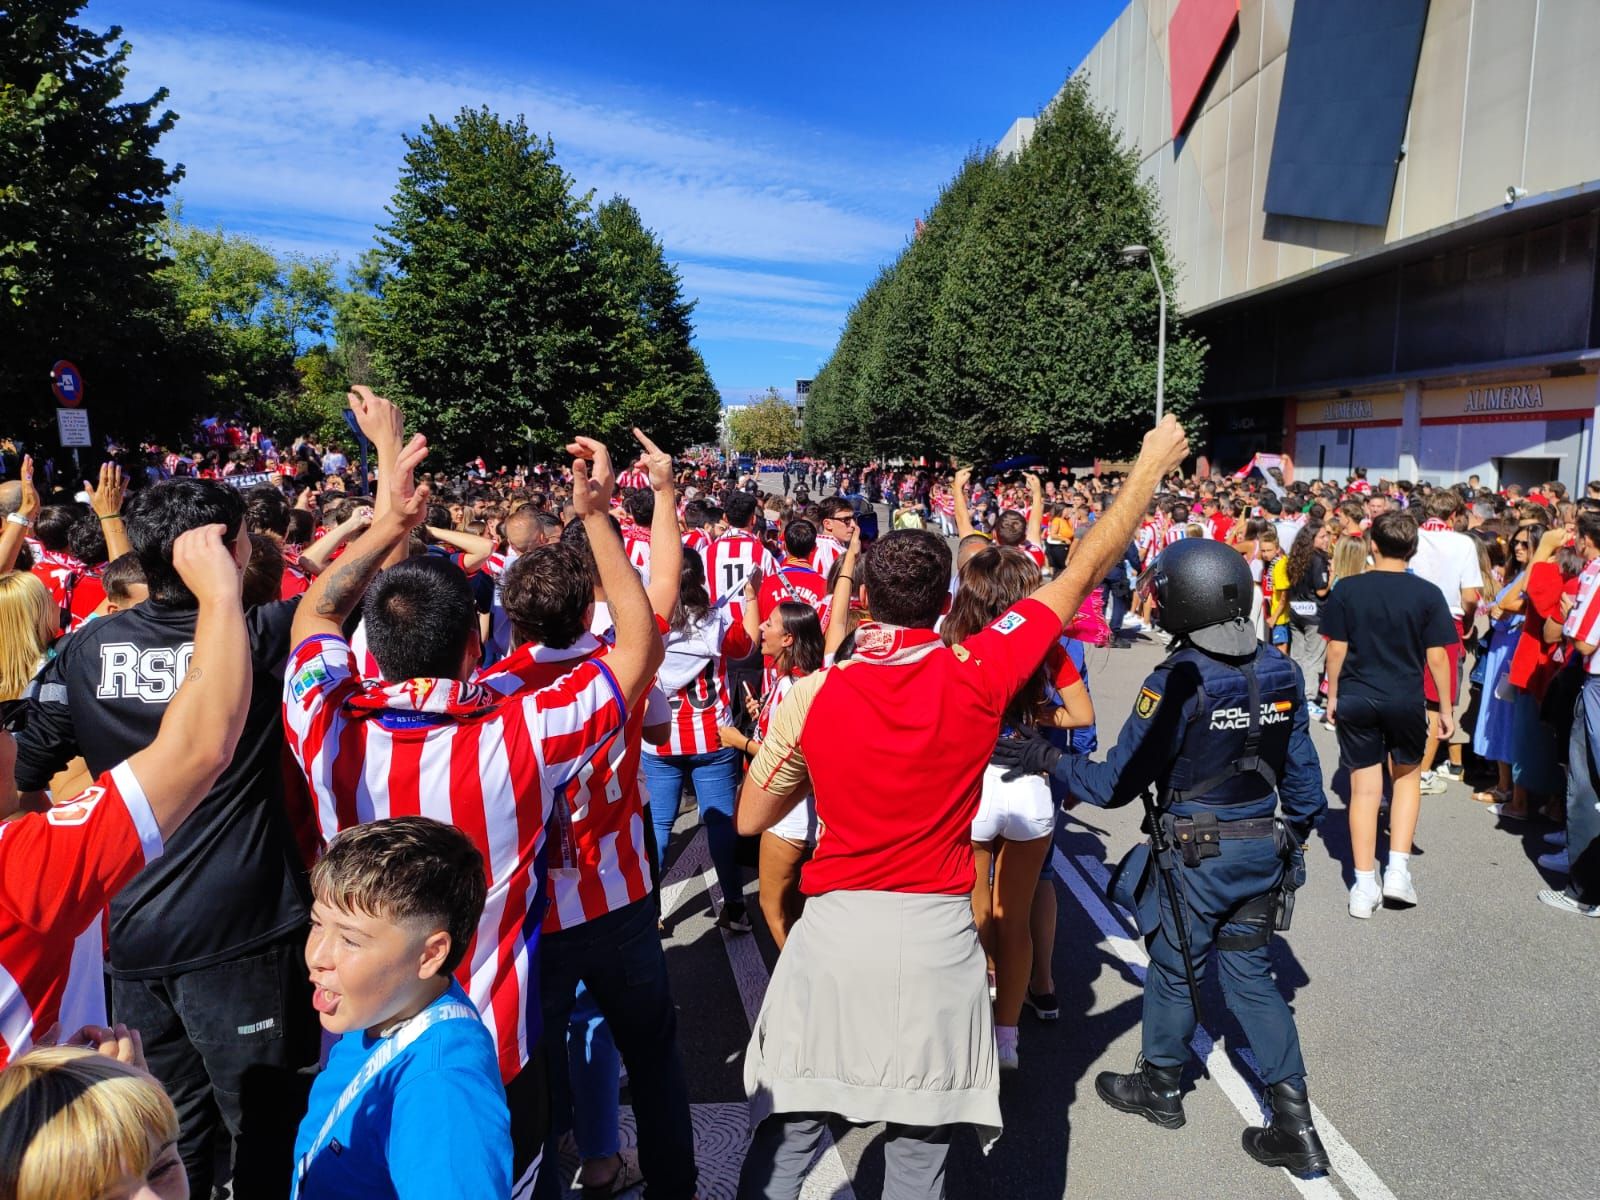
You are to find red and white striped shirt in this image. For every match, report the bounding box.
[475,635,657,932]
[810,535,846,578]
[1563,558,1600,673]
[622,527,652,583]
[617,468,649,491]
[705,530,777,619]
[0,763,162,1068]
[282,634,626,1082]
[651,610,753,756]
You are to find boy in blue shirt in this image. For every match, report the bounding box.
[293,817,511,1199]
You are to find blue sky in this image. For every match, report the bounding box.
[88,0,1127,405]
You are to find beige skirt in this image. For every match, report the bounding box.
[743,889,1002,1150]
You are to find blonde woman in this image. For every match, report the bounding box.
[1329,534,1372,587]
[0,570,59,702]
[0,1045,188,1199]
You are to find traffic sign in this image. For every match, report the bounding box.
[51,360,85,407]
[57,408,92,447]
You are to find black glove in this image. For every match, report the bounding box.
[990,725,1064,782]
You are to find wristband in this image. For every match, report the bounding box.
[5,512,33,528]
[98,512,123,522]
[837,574,854,584]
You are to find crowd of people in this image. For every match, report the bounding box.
[0,398,1595,1200]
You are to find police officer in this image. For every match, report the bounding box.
[993,538,1330,1174]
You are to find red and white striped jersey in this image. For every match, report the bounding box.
[651,609,753,756]
[475,635,658,932]
[1563,558,1600,673]
[0,762,162,1068]
[622,528,652,584]
[683,527,712,558]
[1011,542,1047,570]
[617,468,649,491]
[281,633,626,1083]
[705,531,777,616]
[809,534,846,578]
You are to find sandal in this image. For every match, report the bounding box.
[1471,788,1510,806]
[580,1158,643,1199]
[1487,802,1531,821]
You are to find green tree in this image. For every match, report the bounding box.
[812,78,1205,465]
[0,2,191,434]
[582,196,719,454]
[158,220,337,426]
[372,107,610,463]
[728,388,801,456]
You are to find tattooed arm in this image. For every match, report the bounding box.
[291,434,431,647]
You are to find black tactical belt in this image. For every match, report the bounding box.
[1173,816,1278,840]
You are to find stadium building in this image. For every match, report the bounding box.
[1005,0,1600,489]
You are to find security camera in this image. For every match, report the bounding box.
[1506,185,1528,205]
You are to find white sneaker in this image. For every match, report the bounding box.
[1382,868,1417,907]
[998,1041,1020,1070]
[1418,772,1447,795]
[1537,888,1600,917]
[1348,885,1382,919]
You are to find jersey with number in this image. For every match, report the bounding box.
[622,528,653,584]
[705,531,777,613]
[0,762,163,1068]
[651,609,754,756]
[475,636,663,931]
[282,633,626,1082]
[31,549,85,615]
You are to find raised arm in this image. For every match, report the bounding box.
[1024,472,1043,547]
[637,428,682,621]
[124,526,252,839]
[426,524,495,573]
[296,507,373,577]
[953,466,976,539]
[345,386,409,569]
[0,455,39,574]
[824,526,862,657]
[1029,417,1189,626]
[569,437,665,707]
[290,435,431,647]
[87,462,131,562]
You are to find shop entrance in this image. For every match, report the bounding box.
[1495,457,1560,490]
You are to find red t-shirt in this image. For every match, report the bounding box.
[751,598,1062,896]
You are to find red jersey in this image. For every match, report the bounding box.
[622,527,652,582]
[31,548,85,614]
[0,762,162,1067]
[748,599,1063,896]
[474,635,660,932]
[617,468,649,491]
[282,633,626,1082]
[758,560,828,621]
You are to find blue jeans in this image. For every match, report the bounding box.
[1564,677,1600,905]
[535,897,696,1199]
[643,747,744,904]
[551,982,619,1162]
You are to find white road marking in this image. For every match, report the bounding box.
[1055,847,1395,1200]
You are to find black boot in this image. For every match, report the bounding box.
[1094,1057,1186,1129]
[1242,1080,1330,1174]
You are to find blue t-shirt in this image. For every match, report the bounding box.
[293,981,510,1199]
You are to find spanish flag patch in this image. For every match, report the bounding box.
[1136,687,1162,719]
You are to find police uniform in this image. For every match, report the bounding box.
[995,537,1331,1172]
[1057,642,1325,1088]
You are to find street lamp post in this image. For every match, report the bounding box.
[1121,244,1166,424]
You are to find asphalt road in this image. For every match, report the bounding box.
[560,490,1596,1199]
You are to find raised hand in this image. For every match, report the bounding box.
[954,465,972,491]
[387,434,431,527]
[633,428,674,491]
[1139,415,1190,477]
[86,462,128,518]
[347,385,405,450]
[171,525,244,607]
[18,455,39,519]
[568,436,615,518]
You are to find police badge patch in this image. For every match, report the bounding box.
[1136,687,1161,719]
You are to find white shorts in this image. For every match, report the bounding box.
[769,795,818,844]
[971,766,1056,843]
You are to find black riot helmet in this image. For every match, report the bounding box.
[1151,538,1256,657]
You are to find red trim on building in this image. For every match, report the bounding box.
[1419,407,1594,427]
[1168,0,1239,137]
[1298,419,1404,431]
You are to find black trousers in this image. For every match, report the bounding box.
[111,931,319,1199]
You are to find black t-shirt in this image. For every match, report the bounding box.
[1288,552,1330,623]
[16,598,311,977]
[1320,571,1457,700]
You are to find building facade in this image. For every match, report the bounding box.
[1016,0,1600,489]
